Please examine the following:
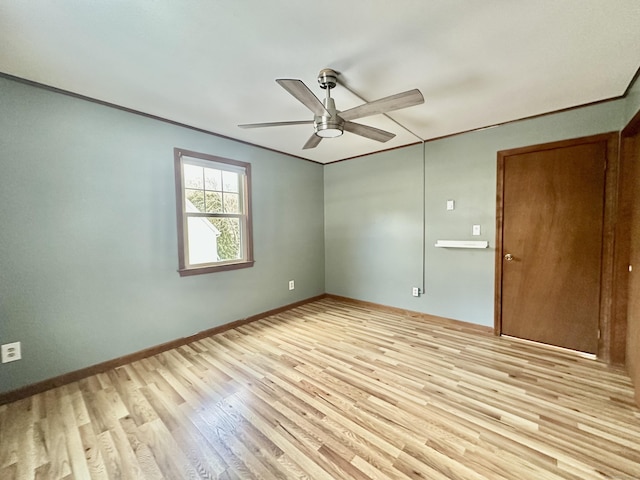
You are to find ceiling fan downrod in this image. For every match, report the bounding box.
[315,69,344,138]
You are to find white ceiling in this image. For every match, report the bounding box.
[2,1,640,164]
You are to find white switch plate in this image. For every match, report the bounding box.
[472,225,481,236]
[446,200,455,211]
[1,342,21,363]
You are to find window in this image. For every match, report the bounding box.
[174,148,253,276]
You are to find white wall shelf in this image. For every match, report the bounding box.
[435,240,489,249]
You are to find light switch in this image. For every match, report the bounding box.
[472,225,481,236]
[446,200,455,211]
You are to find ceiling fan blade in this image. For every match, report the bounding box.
[343,121,396,143]
[302,134,322,150]
[339,89,424,121]
[238,120,313,129]
[276,79,330,117]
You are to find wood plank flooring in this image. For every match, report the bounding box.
[1,297,639,479]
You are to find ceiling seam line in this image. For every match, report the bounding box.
[338,82,424,142]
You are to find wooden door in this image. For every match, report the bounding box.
[496,138,608,353]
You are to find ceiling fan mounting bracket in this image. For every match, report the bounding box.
[317,68,338,90]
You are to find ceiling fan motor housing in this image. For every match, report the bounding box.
[315,95,344,137]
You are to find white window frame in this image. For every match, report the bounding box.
[174,148,254,276]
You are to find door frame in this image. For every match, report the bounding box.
[495,132,620,362]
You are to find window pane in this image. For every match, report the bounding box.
[222,171,239,193]
[204,168,222,191]
[187,217,220,265]
[185,189,205,212]
[211,217,241,261]
[184,164,203,189]
[223,193,240,213]
[205,191,223,213]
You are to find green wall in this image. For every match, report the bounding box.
[0,77,325,394]
[324,146,424,306]
[325,99,627,326]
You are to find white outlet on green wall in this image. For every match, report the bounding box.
[1,341,21,363]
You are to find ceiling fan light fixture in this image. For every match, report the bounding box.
[315,126,343,138]
[314,118,343,138]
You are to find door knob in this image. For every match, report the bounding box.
[504,253,514,261]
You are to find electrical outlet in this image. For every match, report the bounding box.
[288,280,295,290]
[412,287,420,297]
[1,342,21,363]
[472,224,481,236]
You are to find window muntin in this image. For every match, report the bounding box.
[174,148,253,275]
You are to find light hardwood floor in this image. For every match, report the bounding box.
[1,298,639,479]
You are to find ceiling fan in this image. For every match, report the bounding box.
[238,69,424,149]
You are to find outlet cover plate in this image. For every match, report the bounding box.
[1,342,21,363]
[288,280,295,290]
